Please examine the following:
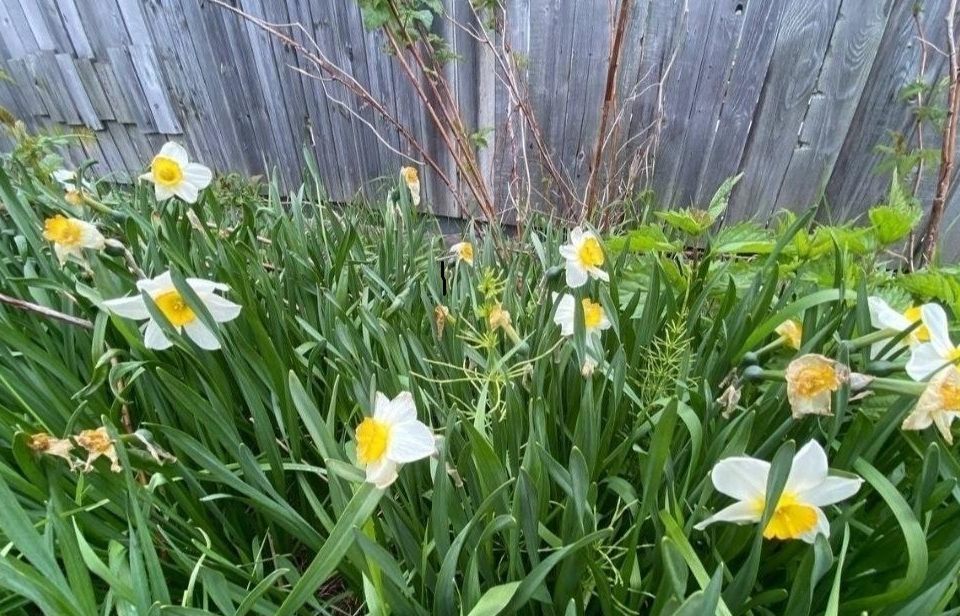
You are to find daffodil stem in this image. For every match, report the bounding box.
[842,329,897,352]
[754,337,785,358]
[866,377,926,395]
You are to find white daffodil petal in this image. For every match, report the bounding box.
[103,296,150,320]
[710,456,770,501]
[187,278,230,294]
[554,294,576,336]
[184,321,221,350]
[159,141,189,165]
[785,441,829,493]
[933,411,959,444]
[693,500,761,531]
[183,162,213,190]
[921,304,954,356]
[174,182,200,204]
[798,476,863,507]
[565,263,589,289]
[155,185,175,201]
[797,507,831,544]
[78,223,105,249]
[906,343,948,381]
[144,320,173,350]
[378,392,417,425]
[590,267,610,282]
[202,294,242,322]
[386,420,436,463]
[365,458,398,489]
[868,297,910,331]
[137,271,173,294]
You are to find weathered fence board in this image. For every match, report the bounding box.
[0,0,959,258]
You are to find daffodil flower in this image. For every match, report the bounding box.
[27,432,78,468]
[906,304,960,381]
[903,364,960,444]
[450,241,474,265]
[75,427,121,472]
[868,297,931,358]
[775,319,803,350]
[355,391,436,488]
[400,166,421,207]
[553,293,611,337]
[695,440,862,543]
[42,215,105,264]
[785,354,849,418]
[559,227,609,288]
[103,271,241,351]
[140,142,212,204]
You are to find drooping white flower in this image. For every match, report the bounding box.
[75,427,121,473]
[449,241,474,265]
[42,215,105,264]
[695,440,862,543]
[102,270,241,351]
[140,142,212,204]
[27,432,78,469]
[903,364,960,444]
[559,227,609,288]
[905,304,960,381]
[775,319,803,350]
[553,293,611,337]
[785,354,849,418]
[400,166,421,207]
[868,297,931,358]
[355,391,436,488]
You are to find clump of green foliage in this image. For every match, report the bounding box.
[0,136,958,616]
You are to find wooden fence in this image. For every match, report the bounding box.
[0,0,958,258]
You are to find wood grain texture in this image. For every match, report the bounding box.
[0,0,955,251]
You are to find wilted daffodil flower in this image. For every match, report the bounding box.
[903,364,960,444]
[400,166,421,207]
[559,227,608,288]
[695,440,862,543]
[785,354,849,418]
[553,293,611,337]
[355,391,436,488]
[42,215,105,264]
[103,270,241,351]
[75,427,121,473]
[906,304,960,381]
[868,297,932,358]
[450,241,474,265]
[775,319,803,350]
[27,432,78,468]
[140,142,212,204]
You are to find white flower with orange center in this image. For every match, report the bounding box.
[75,427,121,472]
[400,166,421,207]
[903,364,960,444]
[906,304,960,381]
[868,297,932,358]
[103,270,241,351]
[785,354,849,418]
[775,319,803,350]
[695,440,862,543]
[553,293,611,337]
[355,391,436,488]
[559,227,609,288]
[42,214,105,264]
[450,241,474,265]
[140,142,212,203]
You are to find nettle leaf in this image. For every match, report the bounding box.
[711,221,775,255]
[869,172,922,245]
[707,173,742,221]
[896,268,960,315]
[607,224,679,253]
[655,209,713,235]
[360,4,391,30]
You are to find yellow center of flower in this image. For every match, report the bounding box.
[457,243,474,263]
[940,381,960,410]
[152,156,183,187]
[577,237,604,269]
[582,298,604,330]
[949,348,960,363]
[903,306,930,342]
[753,492,818,540]
[794,363,839,397]
[402,167,418,185]
[43,215,83,246]
[154,290,196,326]
[356,417,390,464]
[28,432,52,452]
[65,189,84,206]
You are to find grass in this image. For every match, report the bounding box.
[0,149,958,615]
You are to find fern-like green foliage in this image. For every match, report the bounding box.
[868,171,922,246]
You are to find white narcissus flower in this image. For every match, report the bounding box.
[140,142,213,204]
[695,440,862,543]
[450,241,474,265]
[400,166,421,207]
[868,297,931,358]
[785,354,849,418]
[553,293,611,337]
[42,215,105,264]
[559,227,609,288]
[903,364,960,444]
[906,304,960,381]
[775,319,803,350]
[102,271,241,351]
[355,391,436,488]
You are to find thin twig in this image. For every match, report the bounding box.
[0,293,93,329]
